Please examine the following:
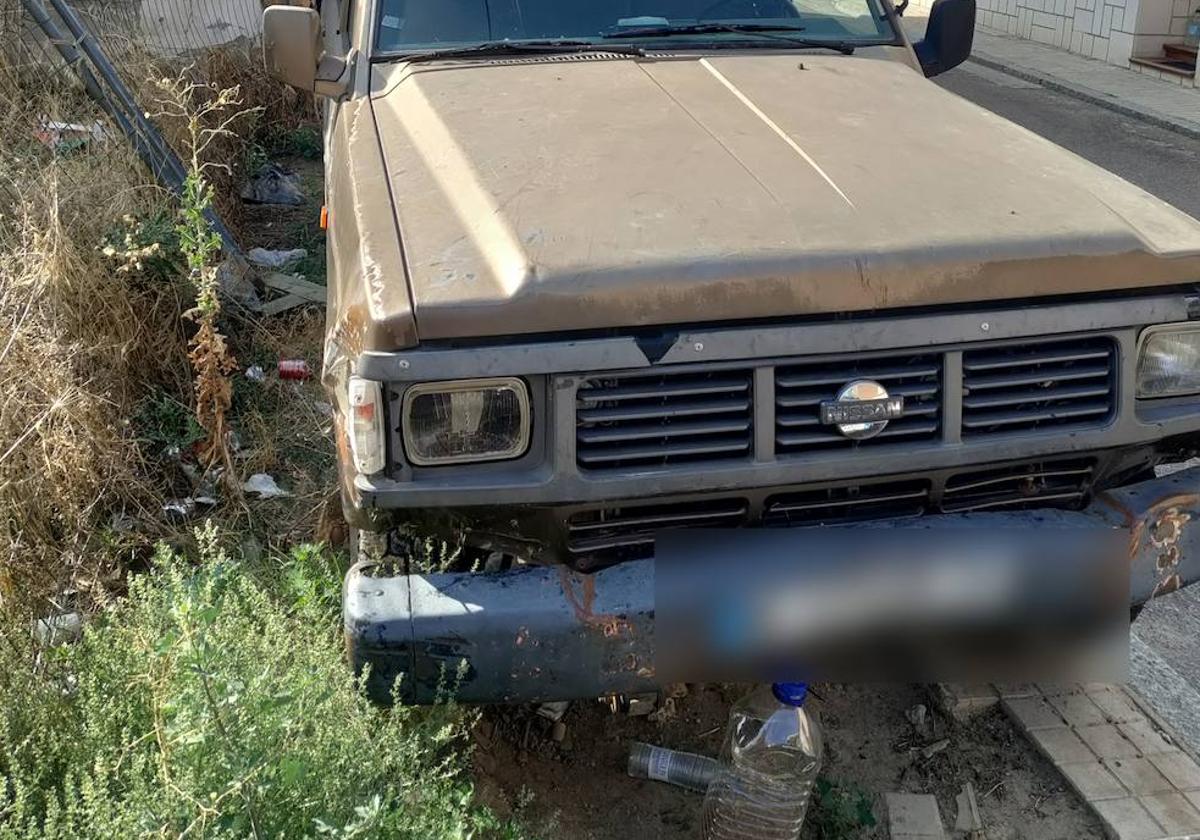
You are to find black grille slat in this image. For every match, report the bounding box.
[775,363,941,389]
[960,401,1112,430]
[577,377,748,403]
[578,417,750,444]
[576,369,754,470]
[577,397,750,423]
[962,383,1111,409]
[774,352,942,455]
[963,362,1110,391]
[577,437,750,466]
[962,347,1110,371]
[776,419,940,448]
[961,338,1116,437]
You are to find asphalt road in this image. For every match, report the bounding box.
[934,59,1200,752]
[935,61,1200,221]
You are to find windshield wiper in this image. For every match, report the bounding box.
[398,40,648,63]
[601,22,856,54]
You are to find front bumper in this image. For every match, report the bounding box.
[345,465,1200,704]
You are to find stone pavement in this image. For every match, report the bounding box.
[1002,682,1200,840]
[903,15,1200,139]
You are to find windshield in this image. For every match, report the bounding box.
[374,0,897,55]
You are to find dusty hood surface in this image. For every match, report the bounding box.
[369,52,1200,343]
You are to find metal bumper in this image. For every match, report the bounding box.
[345,466,1200,705]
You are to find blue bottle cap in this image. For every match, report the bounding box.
[772,682,809,706]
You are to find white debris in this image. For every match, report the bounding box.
[216,254,263,310]
[109,511,136,533]
[242,473,291,499]
[536,700,570,722]
[163,498,197,520]
[35,118,108,150]
[33,612,83,646]
[162,495,216,521]
[954,782,984,835]
[920,737,950,760]
[247,247,308,270]
[245,364,266,382]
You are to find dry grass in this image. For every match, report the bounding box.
[0,149,190,612]
[0,15,323,615]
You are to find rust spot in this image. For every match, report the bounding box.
[1132,495,1198,599]
[557,567,631,638]
[1153,574,1183,598]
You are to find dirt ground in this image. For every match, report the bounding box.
[472,684,1102,839]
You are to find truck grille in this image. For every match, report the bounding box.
[774,353,942,454]
[564,458,1096,564]
[575,369,753,470]
[961,337,1116,437]
[763,480,931,526]
[571,333,1120,472]
[941,459,1095,513]
[565,497,749,561]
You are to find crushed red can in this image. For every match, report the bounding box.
[278,359,312,381]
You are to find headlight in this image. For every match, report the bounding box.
[1137,326,1200,398]
[402,378,530,465]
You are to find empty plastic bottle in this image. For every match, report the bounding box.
[627,742,720,793]
[701,682,824,840]
[1186,7,1200,49]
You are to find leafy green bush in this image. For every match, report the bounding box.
[0,525,503,839]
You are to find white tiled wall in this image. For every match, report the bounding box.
[972,0,1143,65]
[905,0,1198,85]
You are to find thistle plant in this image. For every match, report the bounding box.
[151,73,255,481]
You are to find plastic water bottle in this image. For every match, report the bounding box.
[702,682,824,840]
[1186,8,1200,49]
[627,742,720,792]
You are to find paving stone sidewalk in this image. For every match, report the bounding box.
[1002,683,1200,840]
[903,16,1200,138]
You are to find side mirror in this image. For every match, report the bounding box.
[264,5,322,91]
[913,0,975,77]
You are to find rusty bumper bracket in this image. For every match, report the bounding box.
[345,466,1200,705]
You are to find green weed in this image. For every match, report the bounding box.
[0,526,507,839]
[806,777,877,840]
[135,391,205,454]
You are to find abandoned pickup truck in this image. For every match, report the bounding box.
[263,0,1200,704]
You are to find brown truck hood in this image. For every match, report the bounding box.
[368,52,1200,343]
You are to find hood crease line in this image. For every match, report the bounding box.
[698,57,855,210]
[637,62,786,207]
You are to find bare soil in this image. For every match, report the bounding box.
[472,684,1103,839]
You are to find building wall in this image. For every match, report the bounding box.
[973,0,1141,65]
[1134,0,1196,53]
[907,0,1196,77]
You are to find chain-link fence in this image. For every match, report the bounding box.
[0,0,307,244]
[3,1,263,66]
